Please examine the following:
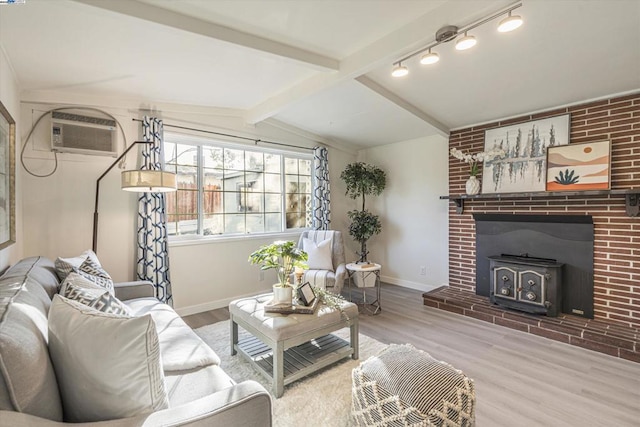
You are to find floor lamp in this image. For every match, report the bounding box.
[92,140,177,253]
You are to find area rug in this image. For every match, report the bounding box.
[194,321,388,427]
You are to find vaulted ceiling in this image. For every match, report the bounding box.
[1,0,639,149]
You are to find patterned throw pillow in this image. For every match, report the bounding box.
[54,250,102,281]
[62,273,131,316]
[75,256,115,295]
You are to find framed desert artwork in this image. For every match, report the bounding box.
[546,140,611,191]
[482,114,570,194]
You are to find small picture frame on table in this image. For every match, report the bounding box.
[297,282,316,306]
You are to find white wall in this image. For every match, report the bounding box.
[358,135,449,292]
[0,46,22,271]
[19,95,356,313]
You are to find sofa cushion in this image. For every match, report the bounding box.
[0,257,63,421]
[54,250,101,282]
[62,274,131,316]
[165,364,236,407]
[126,298,220,371]
[48,295,169,422]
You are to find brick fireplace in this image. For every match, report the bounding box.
[424,93,640,362]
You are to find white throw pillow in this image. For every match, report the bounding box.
[48,295,168,422]
[303,237,334,271]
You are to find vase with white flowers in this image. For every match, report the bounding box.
[450,147,505,195]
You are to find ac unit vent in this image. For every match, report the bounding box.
[51,112,117,157]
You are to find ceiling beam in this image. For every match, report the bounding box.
[244,0,512,124]
[262,118,360,155]
[355,76,449,137]
[72,0,339,71]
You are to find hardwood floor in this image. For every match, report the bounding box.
[183,284,640,426]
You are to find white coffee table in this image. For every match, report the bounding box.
[229,293,359,397]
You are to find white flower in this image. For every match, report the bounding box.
[450,147,505,176]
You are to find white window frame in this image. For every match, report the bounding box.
[163,132,313,243]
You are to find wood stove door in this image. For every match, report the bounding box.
[517,270,546,307]
[493,266,517,301]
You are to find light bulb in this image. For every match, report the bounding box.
[455,33,477,51]
[391,63,409,77]
[498,12,523,32]
[420,50,440,65]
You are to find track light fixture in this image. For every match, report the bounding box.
[498,11,523,32]
[455,32,477,51]
[420,49,440,65]
[391,63,409,77]
[391,1,523,77]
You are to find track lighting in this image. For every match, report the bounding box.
[498,11,523,32]
[391,63,409,77]
[420,49,440,65]
[391,1,522,77]
[455,32,477,51]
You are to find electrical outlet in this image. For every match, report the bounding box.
[420,266,426,276]
[259,270,265,281]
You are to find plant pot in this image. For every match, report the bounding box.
[272,285,293,304]
[465,176,481,195]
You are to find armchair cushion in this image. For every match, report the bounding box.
[303,237,334,271]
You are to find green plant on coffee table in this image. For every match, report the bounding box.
[248,240,308,287]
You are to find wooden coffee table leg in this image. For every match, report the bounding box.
[274,340,285,397]
[230,316,238,356]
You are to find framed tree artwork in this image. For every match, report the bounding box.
[0,101,15,250]
[546,140,611,191]
[482,114,570,194]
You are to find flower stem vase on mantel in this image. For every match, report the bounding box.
[465,175,481,195]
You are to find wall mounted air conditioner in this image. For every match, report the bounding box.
[51,111,117,157]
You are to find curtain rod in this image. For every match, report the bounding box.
[131,118,313,151]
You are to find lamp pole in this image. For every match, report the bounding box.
[92,141,153,253]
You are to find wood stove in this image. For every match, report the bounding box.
[474,214,594,319]
[489,254,563,317]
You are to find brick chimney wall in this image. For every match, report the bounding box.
[447,93,640,328]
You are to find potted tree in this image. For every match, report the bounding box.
[249,240,308,304]
[340,162,387,263]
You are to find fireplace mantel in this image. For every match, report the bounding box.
[440,188,639,216]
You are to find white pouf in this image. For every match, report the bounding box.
[351,344,475,426]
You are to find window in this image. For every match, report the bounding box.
[163,134,312,237]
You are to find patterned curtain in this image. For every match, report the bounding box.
[312,146,331,230]
[138,116,173,306]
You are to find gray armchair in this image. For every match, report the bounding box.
[296,230,347,294]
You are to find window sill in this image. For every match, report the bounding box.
[168,231,304,248]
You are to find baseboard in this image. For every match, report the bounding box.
[380,275,443,293]
[175,290,262,317]
[176,280,447,316]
